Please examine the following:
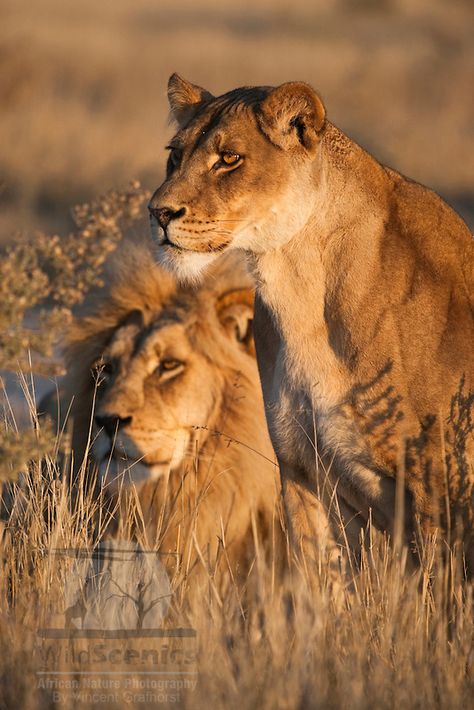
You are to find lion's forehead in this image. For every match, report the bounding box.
[106,318,192,366]
[105,324,138,359]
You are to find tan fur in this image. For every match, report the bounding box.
[60,240,281,595]
[148,76,474,572]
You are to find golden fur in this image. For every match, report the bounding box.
[59,241,280,594]
[148,75,474,573]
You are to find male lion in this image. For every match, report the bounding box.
[148,75,474,573]
[48,241,280,594]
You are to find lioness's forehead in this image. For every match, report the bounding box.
[174,87,270,147]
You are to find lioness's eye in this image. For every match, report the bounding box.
[221,151,241,167]
[166,146,182,171]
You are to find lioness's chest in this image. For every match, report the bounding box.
[253,291,402,529]
[253,291,344,469]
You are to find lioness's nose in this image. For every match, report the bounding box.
[95,414,132,437]
[148,206,185,229]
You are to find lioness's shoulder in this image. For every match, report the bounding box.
[383,167,473,266]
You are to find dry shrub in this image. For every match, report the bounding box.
[0,182,149,480]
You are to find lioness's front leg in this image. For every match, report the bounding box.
[280,462,344,597]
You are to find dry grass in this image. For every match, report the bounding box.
[1,0,473,240]
[1,383,473,709]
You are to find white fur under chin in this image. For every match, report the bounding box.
[155,244,219,285]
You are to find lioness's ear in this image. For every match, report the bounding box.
[167,73,214,128]
[216,289,255,356]
[257,82,326,155]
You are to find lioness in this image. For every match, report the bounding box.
[148,75,474,572]
[49,241,280,593]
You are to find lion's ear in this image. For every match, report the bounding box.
[216,289,255,356]
[119,308,145,330]
[258,82,326,155]
[167,73,214,128]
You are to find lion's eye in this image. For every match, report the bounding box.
[221,151,241,167]
[162,359,181,371]
[155,359,184,378]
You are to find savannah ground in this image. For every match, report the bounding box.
[1,0,473,708]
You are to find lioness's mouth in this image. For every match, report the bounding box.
[155,231,191,252]
[149,219,180,250]
[151,220,230,254]
[162,234,179,248]
[167,235,232,254]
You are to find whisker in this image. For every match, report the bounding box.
[182,219,246,225]
[211,219,246,224]
[174,229,233,239]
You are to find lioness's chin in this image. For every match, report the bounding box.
[97,458,170,492]
[155,245,220,284]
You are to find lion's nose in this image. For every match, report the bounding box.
[148,206,185,229]
[95,414,132,437]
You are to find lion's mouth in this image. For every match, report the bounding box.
[92,426,192,474]
[97,448,171,469]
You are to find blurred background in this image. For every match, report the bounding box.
[1,0,473,243]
